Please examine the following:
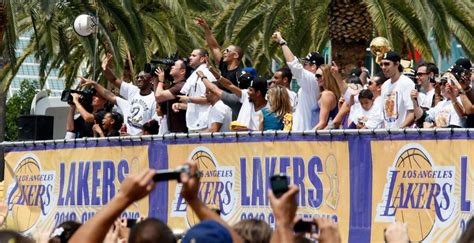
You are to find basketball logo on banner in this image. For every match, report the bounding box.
[6,154,56,234]
[170,146,236,227]
[375,143,456,242]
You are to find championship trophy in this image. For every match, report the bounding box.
[370,37,392,64]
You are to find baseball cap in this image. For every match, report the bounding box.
[242,67,257,78]
[303,52,325,66]
[382,51,401,63]
[449,64,466,82]
[350,67,362,77]
[182,220,232,243]
[237,69,254,89]
[249,76,268,96]
[455,57,472,70]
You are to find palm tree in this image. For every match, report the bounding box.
[0,0,224,147]
[208,0,473,75]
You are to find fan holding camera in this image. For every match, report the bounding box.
[268,174,341,243]
[412,64,467,128]
[64,86,111,139]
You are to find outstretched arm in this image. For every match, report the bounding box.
[154,68,177,103]
[181,160,243,243]
[197,70,224,98]
[70,169,156,243]
[272,31,297,63]
[81,77,117,104]
[196,17,222,65]
[269,185,299,243]
[102,54,123,88]
[208,66,242,97]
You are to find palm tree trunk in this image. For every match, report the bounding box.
[0,90,5,181]
[331,39,367,74]
[0,0,6,182]
[328,0,372,75]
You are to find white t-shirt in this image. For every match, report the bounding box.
[118,82,157,135]
[180,64,216,131]
[152,114,168,135]
[208,100,232,132]
[287,59,320,131]
[349,96,384,129]
[420,89,435,109]
[237,89,265,131]
[288,89,298,112]
[426,98,465,127]
[380,75,415,128]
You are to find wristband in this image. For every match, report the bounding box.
[460,89,466,95]
[200,76,207,80]
[279,40,287,46]
[187,97,192,103]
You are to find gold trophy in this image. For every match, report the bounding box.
[325,154,339,209]
[370,37,392,64]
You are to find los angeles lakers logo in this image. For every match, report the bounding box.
[171,147,236,227]
[6,155,55,234]
[375,144,456,242]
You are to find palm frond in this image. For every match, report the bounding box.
[425,0,451,57]
[365,0,392,41]
[225,0,253,41]
[385,0,433,61]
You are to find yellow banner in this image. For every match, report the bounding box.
[3,146,149,234]
[166,141,351,241]
[371,141,473,242]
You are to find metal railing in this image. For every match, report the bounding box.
[1,128,473,148]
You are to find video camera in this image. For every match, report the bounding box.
[61,88,96,112]
[144,54,189,81]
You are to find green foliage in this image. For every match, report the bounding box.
[5,80,37,141]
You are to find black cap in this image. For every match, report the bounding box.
[382,51,401,63]
[237,70,253,89]
[449,64,466,82]
[249,77,268,96]
[455,57,472,70]
[350,67,362,77]
[303,52,325,66]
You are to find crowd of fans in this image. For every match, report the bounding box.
[0,159,473,242]
[63,17,474,139]
[8,16,470,242]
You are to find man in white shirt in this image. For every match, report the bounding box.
[101,55,156,135]
[179,48,217,132]
[235,78,268,131]
[196,78,233,132]
[272,32,322,131]
[415,63,438,110]
[412,72,465,128]
[270,67,298,111]
[380,51,415,128]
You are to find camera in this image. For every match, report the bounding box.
[270,173,289,198]
[61,88,96,112]
[153,164,191,182]
[294,219,318,233]
[145,55,189,80]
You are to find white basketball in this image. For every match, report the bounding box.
[73,14,96,36]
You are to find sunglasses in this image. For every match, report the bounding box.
[315,74,322,79]
[380,62,391,67]
[224,48,235,54]
[416,72,428,77]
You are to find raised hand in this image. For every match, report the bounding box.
[101,54,113,71]
[155,67,166,82]
[195,17,210,30]
[117,169,156,205]
[272,31,284,44]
